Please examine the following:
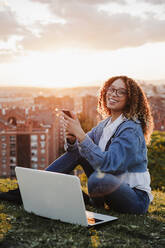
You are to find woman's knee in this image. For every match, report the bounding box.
[88,170,123,197]
[88,170,106,197]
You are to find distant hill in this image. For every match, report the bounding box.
[145,79,165,85]
[0,79,164,99]
[0,85,100,98]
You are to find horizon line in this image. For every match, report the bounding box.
[0,78,164,89]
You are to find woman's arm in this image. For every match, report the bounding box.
[63,112,143,174]
[78,124,145,174]
[63,111,98,151]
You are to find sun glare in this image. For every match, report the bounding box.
[1,43,165,88]
[12,49,108,88]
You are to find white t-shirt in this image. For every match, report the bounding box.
[98,114,153,202]
[99,114,126,152]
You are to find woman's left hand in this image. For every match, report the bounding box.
[63,111,86,143]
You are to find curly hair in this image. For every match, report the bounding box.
[97,75,154,144]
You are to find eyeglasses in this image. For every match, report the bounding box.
[107,87,127,98]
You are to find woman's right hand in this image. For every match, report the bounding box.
[66,134,76,144]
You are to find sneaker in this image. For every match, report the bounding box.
[0,188,22,204]
[82,191,90,204]
[89,197,105,208]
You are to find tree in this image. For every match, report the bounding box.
[78,112,95,133]
[147,131,165,190]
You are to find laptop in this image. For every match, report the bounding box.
[15,167,118,227]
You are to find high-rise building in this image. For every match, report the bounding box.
[82,95,101,127]
[34,95,74,112]
[148,96,165,131]
[0,119,49,177]
[0,105,68,177]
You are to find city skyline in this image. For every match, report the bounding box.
[0,0,165,88]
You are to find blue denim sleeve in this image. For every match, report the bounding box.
[78,126,144,174]
[66,139,79,151]
[66,118,108,151]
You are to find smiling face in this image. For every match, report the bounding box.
[106,78,128,115]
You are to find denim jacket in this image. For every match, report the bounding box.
[67,118,148,175]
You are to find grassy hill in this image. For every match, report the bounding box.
[0,179,165,248]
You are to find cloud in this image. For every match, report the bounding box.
[21,0,165,51]
[0,49,12,62]
[0,5,30,62]
[31,0,126,5]
[139,0,165,5]
[0,5,27,41]
[1,0,165,62]
[0,49,23,63]
[30,0,126,20]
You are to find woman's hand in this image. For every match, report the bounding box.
[63,111,86,143]
[66,134,76,144]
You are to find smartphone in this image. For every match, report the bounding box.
[62,110,72,118]
[62,110,75,140]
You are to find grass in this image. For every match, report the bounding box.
[0,179,165,248]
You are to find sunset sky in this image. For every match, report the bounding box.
[0,0,165,88]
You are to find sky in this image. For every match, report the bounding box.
[0,0,165,88]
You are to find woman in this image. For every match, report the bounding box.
[0,75,154,214]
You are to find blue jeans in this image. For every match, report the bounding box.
[45,149,150,214]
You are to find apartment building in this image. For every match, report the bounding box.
[0,105,70,177]
[82,95,101,126]
[0,120,49,177]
